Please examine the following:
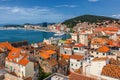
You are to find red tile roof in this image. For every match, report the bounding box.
[95,27,119,32]
[39,50,56,59]
[24,77,32,80]
[69,72,96,80]
[58,59,68,66]
[18,55,29,66]
[108,40,120,47]
[62,54,70,59]
[48,59,58,67]
[40,53,50,59]
[64,46,72,48]
[7,48,21,59]
[0,42,13,50]
[74,44,85,47]
[70,55,84,61]
[104,31,116,35]
[46,50,56,55]
[1,41,31,67]
[91,38,108,45]
[64,39,74,44]
[101,64,120,79]
[97,46,109,53]
[92,57,108,61]
[109,58,120,65]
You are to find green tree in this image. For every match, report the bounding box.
[38,66,52,80]
[38,66,44,80]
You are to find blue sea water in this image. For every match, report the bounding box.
[0,29,70,43]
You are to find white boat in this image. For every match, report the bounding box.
[54,32,65,36]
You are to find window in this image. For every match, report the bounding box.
[88,58,90,60]
[5,64,8,68]
[76,64,77,67]
[74,48,78,50]
[64,51,67,54]
[14,69,15,71]
[52,68,54,72]
[103,53,105,55]
[40,57,42,60]
[10,66,12,71]
[2,61,4,64]
[96,52,99,55]
[91,51,93,53]
[81,62,82,65]
[108,52,111,55]
[71,63,73,66]
[22,71,23,74]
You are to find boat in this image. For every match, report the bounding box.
[54,31,65,36]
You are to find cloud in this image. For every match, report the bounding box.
[112,14,120,18]
[88,0,99,2]
[0,6,72,23]
[55,5,78,8]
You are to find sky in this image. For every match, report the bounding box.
[0,0,120,24]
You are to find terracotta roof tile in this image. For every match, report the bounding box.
[0,42,13,50]
[46,50,56,55]
[95,27,119,32]
[69,72,96,80]
[64,46,72,48]
[24,77,32,80]
[39,50,56,59]
[91,38,108,45]
[108,40,120,47]
[7,48,21,59]
[92,57,108,61]
[62,54,70,59]
[48,59,58,67]
[6,47,30,66]
[70,55,84,61]
[74,44,85,47]
[39,53,50,59]
[101,64,120,79]
[64,39,74,44]
[58,59,68,66]
[109,58,120,65]
[97,46,109,53]
[104,31,116,35]
[18,55,29,66]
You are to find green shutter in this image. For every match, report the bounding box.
[10,66,12,71]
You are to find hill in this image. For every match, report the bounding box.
[62,14,120,28]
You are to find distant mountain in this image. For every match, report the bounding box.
[24,22,56,27]
[62,14,120,28]
[3,24,24,27]
[0,24,4,27]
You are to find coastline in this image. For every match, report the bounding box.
[0,27,69,37]
[0,27,54,33]
[0,27,70,44]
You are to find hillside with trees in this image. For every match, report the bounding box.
[62,14,120,28]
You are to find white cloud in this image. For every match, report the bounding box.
[0,6,72,23]
[112,14,120,18]
[88,0,99,2]
[55,5,78,8]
